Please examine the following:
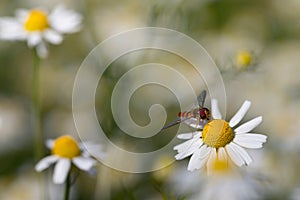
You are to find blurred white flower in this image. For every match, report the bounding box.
[174,99,267,173]
[0,5,82,58]
[190,170,264,200]
[35,135,98,184]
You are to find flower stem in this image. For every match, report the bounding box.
[64,172,71,200]
[32,50,43,160]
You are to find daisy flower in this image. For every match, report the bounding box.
[235,50,255,70]
[0,5,82,58]
[174,99,267,172]
[35,135,98,184]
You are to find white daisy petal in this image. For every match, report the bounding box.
[49,5,82,34]
[53,158,71,184]
[235,141,263,149]
[174,137,198,151]
[72,156,96,171]
[27,32,42,47]
[229,100,251,127]
[80,142,106,160]
[175,139,203,160]
[217,147,227,161]
[225,144,244,166]
[234,116,263,134]
[0,18,26,40]
[177,132,201,140]
[234,133,267,143]
[187,148,202,171]
[35,155,59,171]
[36,42,48,58]
[43,29,63,44]
[206,148,217,173]
[234,133,267,149]
[211,99,222,119]
[187,145,211,171]
[15,9,29,20]
[46,139,54,149]
[230,142,252,165]
[177,133,193,140]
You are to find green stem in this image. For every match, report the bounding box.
[32,50,43,160]
[64,172,71,200]
[150,178,168,200]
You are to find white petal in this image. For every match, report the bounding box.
[187,145,211,171]
[80,142,106,159]
[225,144,244,167]
[177,132,201,140]
[46,139,54,149]
[217,147,227,161]
[15,9,29,21]
[49,5,82,34]
[206,148,217,173]
[27,33,42,47]
[211,99,222,119]
[72,156,96,171]
[0,18,26,40]
[53,158,71,184]
[36,42,48,58]
[234,116,263,134]
[174,137,198,151]
[174,139,203,160]
[229,100,251,127]
[35,155,59,171]
[43,29,63,44]
[230,143,252,165]
[234,133,267,149]
[177,133,193,140]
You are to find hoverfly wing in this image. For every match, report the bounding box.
[184,117,207,130]
[196,90,207,108]
[161,118,181,130]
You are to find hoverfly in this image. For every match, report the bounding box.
[161,90,210,130]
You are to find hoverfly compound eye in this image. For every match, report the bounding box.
[178,112,182,117]
[199,108,210,120]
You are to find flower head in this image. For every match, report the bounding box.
[35,135,98,184]
[174,99,267,173]
[0,5,82,58]
[235,50,254,69]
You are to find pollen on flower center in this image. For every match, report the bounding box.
[202,119,234,148]
[24,9,49,31]
[52,135,80,158]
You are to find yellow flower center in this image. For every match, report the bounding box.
[202,119,234,148]
[24,9,49,31]
[52,136,80,158]
[236,50,252,67]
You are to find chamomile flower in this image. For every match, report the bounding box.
[0,5,82,58]
[35,135,98,184]
[174,99,267,172]
[235,50,254,69]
